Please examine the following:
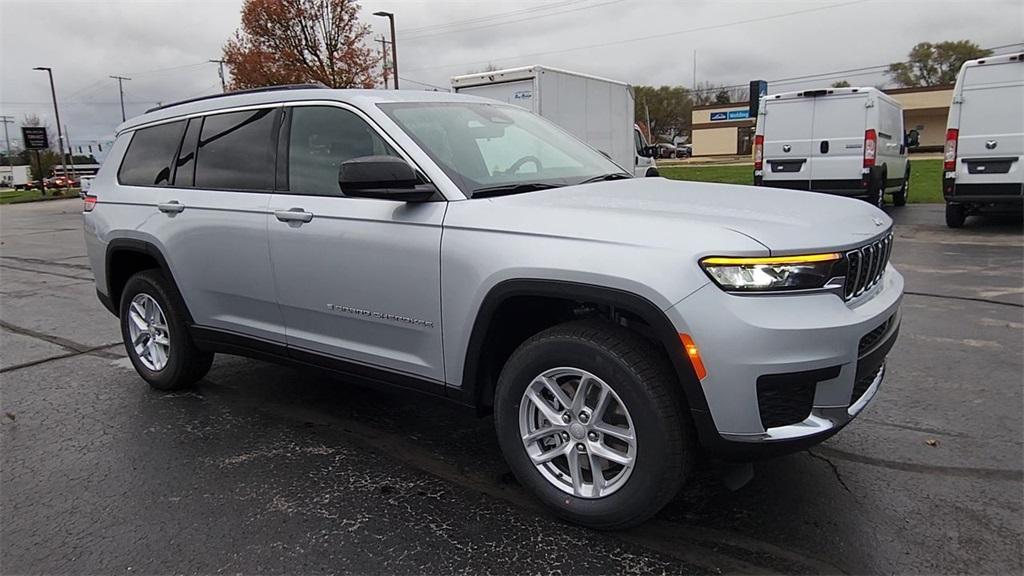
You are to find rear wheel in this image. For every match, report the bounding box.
[893,165,909,206]
[119,269,213,390]
[945,202,967,228]
[494,319,692,529]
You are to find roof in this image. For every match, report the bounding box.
[763,86,901,107]
[117,88,493,134]
[451,65,630,89]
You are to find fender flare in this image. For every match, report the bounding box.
[461,279,710,414]
[104,238,194,324]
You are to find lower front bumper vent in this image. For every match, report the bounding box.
[756,366,841,429]
[851,366,881,405]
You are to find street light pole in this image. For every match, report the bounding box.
[110,75,131,122]
[209,59,227,92]
[32,66,70,185]
[373,11,398,89]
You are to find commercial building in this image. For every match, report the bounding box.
[690,85,954,156]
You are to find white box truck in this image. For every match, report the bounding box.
[942,52,1024,227]
[1,165,30,189]
[451,65,658,178]
[754,87,909,207]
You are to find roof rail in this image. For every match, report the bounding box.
[145,83,327,114]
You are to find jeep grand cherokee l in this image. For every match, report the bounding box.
[83,86,902,529]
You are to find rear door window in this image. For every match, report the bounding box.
[195,108,279,191]
[118,121,186,187]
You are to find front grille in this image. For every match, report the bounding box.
[851,366,881,404]
[844,233,893,300]
[859,315,894,355]
[756,366,840,429]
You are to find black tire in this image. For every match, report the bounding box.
[893,165,909,207]
[119,269,213,390]
[869,166,886,208]
[494,319,692,529]
[945,202,966,228]
[645,167,660,177]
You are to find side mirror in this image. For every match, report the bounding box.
[906,130,920,148]
[640,145,658,158]
[338,156,436,202]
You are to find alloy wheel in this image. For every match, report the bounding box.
[127,293,171,371]
[519,367,636,498]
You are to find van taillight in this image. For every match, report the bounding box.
[754,135,764,170]
[83,194,98,212]
[863,129,877,168]
[944,128,959,171]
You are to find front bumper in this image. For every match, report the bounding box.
[666,265,903,459]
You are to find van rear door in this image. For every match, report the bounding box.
[761,98,813,188]
[809,93,866,188]
[955,61,1024,194]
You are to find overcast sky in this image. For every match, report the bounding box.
[1,0,1021,149]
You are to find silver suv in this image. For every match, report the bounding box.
[84,87,902,528]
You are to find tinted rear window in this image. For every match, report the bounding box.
[118,121,185,187]
[195,108,278,191]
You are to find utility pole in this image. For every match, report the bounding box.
[373,11,398,89]
[692,50,697,90]
[0,116,14,174]
[33,66,70,186]
[377,35,390,88]
[110,75,131,122]
[209,59,227,92]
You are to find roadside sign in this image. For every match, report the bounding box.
[21,126,49,150]
[710,110,750,121]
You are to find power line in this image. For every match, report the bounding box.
[398,0,594,35]
[402,0,626,41]
[397,76,450,91]
[404,0,868,73]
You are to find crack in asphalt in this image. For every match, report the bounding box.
[815,445,1023,482]
[806,449,852,494]
[0,255,93,270]
[0,343,123,374]
[0,263,93,282]
[904,290,1023,309]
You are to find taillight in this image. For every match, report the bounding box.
[754,135,764,170]
[944,128,959,171]
[863,129,877,168]
[83,194,98,212]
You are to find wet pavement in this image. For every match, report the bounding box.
[2,198,1021,574]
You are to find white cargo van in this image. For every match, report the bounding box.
[754,87,909,207]
[942,53,1024,227]
[452,66,658,178]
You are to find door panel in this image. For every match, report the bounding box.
[957,67,1024,186]
[268,104,446,382]
[762,99,813,183]
[810,95,865,182]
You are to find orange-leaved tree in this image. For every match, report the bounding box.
[223,0,379,90]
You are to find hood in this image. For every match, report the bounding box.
[447,178,892,255]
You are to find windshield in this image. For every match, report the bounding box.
[378,102,627,197]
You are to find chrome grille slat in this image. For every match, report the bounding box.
[844,232,893,301]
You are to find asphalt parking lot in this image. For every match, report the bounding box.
[2,198,1021,575]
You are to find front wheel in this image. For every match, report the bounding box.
[494,320,692,529]
[893,165,909,206]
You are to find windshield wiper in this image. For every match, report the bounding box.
[472,183,562,198]
[576,172,632,185]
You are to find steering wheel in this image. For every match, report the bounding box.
[504,155,543,175]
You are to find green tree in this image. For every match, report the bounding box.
[830,80,851,88]
[633,85,693,140]
[886,40,992,87]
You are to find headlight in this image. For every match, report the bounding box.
[700,253,845,292]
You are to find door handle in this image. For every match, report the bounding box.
[158,201,185,214]
[274,208,313,223]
